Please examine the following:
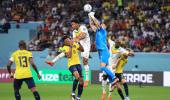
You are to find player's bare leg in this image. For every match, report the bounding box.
[110,80,125,100]
[83,57,90,87]
[102,91,106,100]
[101,73,107,100]
[108,84,112,100]
[110,78,119,92]
[107,65,115,100]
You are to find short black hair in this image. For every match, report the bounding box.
[71,19,79,23]
[62,35,70,41]
[19,40,26,49]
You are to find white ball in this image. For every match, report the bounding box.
[84,4,92,12]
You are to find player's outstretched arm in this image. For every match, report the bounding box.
[88,12,100,29]
[30,57,41,79]
[73,32,86,42]
[127,48,135,57]
[88,14,97,32]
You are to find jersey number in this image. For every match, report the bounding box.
[18,56,28,67]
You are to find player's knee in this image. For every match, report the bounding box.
[121,79,126,84]
[83,61,88,65]
[30,87,37,92]
[102,74,108,81]
[116,84,122,91]
[75,75,80,80]
[14,89,19,93]
[115,78,119,83]
[79,78,84,85]
[73,72,80,80]
[83,58,88,65]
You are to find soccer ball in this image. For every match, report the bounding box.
[84,4,92,12]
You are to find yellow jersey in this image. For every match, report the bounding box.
[115,55,128,73]
[10,50,33,79]
[62,42,81,67]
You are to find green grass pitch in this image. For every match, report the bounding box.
[0,83,170,100]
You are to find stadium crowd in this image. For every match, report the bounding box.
[0,0,170,52]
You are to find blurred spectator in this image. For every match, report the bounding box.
[1,18,11,33]
[0,0,169,52]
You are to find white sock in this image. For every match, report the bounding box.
[102,79,107,93]
[72,92,75,95]
[52,52,65,63]
[108,83,112,96]
[84,65,89,80]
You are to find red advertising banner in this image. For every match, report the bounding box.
[0,69,15,83]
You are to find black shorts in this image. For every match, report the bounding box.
[115,73,125,82]
[14,77,35,90]
[69,64,82,78]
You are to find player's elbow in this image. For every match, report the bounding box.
[81,48,84,52]
[31,63,36,68]
[79,47,84,52]
[7,61,13,68]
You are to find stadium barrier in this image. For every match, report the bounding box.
[0,69,170,87]
[0,69,91,84]
[163,71,170,86]
[91,70,163,86]
[0,69,15,82]
[31,69,91,84]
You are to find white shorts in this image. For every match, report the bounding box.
[80,40,90,59]
[81,51,90,59]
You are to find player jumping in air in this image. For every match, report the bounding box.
[46,19,91,87]
[88,12,119,91]
[6,40,41,100]
[71,19,91,87]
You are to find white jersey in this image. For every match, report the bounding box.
[72,25,91,58]
[108,39,129,68]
